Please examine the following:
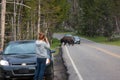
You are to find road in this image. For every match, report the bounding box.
[53,33,120,80]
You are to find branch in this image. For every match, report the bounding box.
[0,2,31,9]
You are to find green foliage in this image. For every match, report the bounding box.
[51,38,60,49]
[39,0,70,33]
[41,0,70,24]
[68,0,120,39]
[79,0,113,37]
[3,0,71,42]
[4,0,120,42]
[22,0,37,21]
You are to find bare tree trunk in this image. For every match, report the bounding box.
[115,16,120,34]
[37,0,41,38]
[31,12,34,39]
[44,19,48,35]
[17,0,23,40]
[11,17,14,40]
[73,0,77,14]
[13,0,17,41]
[1,0,6,50]
[27,21,30,39]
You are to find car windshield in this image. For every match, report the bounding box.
[74,36,80,39]
[64,34,72,37]
[3,42,36,55]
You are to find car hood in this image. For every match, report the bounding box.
[3,54,36,65]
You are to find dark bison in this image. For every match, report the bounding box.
[60,36,74,46]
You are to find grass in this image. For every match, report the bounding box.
[102,40,120,46]
[51,38,60,49]
[51,38,61,55]
[81,36,120,46]
[83,36,107,42]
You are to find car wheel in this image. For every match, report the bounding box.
[45,73,54,80]
[0,74,6,80]
[45,64,54,80]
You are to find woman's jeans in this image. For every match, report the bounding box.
[34,58,46,80]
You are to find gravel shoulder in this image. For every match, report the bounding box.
[54,48,68,80]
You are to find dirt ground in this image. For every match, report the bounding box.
[54,48,68,80]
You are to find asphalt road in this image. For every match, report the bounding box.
[53,33,120,80]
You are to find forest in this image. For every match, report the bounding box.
[0,0,120,49]
[67,0,120,38]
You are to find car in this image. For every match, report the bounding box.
[73,36,81,44]
[0,40,55,80]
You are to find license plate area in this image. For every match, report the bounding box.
[13,67,35,74]
[19,68,29,73]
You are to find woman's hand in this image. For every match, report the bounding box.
[45,37,49,43]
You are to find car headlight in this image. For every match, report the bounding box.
[0,60,9,66]
[46,58,50,65]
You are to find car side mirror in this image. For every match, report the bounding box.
[50,50,56,53]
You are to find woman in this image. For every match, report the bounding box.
[34,32,50,80]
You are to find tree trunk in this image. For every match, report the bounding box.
[13,0,17,41]
[1,0,6,50]
[27,21,30,39]
[115,16,120,34]
[37,0,41,38]
[17,0,23,40]
[11,17,14,40]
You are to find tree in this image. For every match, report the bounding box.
[1,0,6,49]
[68,0,118,38]
[0,0,70,45]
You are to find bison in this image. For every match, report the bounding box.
[60,36,74,46]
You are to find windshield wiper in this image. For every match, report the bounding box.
[3,53,19,55]
[3,52,35,55]
[18,52,35,54]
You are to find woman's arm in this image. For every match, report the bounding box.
[44,37,50,48]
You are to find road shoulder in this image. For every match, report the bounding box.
[54,48,68,80]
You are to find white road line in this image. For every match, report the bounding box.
[65,46,83,80]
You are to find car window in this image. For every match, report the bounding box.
[3,42,36,55]
[73,36,80,40]
[64,34,72,37]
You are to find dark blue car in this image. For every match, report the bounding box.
[0,40,55,80]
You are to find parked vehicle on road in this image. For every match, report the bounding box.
[73,36,81,44]
[0,40,55,80]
